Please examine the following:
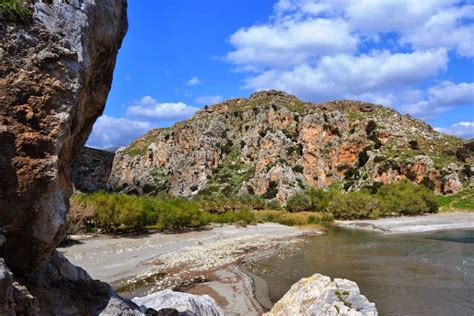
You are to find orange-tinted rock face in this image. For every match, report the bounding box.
[109,91,470,203]
[0,0,127,274]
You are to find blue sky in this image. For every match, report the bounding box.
[87,0,474,149]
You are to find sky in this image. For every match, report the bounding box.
[87,0,474,149]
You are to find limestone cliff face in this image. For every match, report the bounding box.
[69,147,115,192]
[0,1,142,314]
[0,0,127,274]
[110,90,472,202]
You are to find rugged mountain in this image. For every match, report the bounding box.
[110,90,472,202]
[69,146,115,192]
[0,0,142,314]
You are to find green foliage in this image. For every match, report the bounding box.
[0,0,32,23]
[198,147,255,197]
[285,180,439,219]
[195,194,266,213]
[254,210,333,226]
[326,191,381,220]
[436,188,474,211]
[286,193,312,212]
[376,180,438,216]
[71,192,210,233]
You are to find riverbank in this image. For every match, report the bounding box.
[59,223,321,314]
[336,212,474,234]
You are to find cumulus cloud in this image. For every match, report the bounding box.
[126,96,200,121]
[187,76,203,86]
[402,81,474,118]
[195,95,224,105]
[227,17,358,70]
[435,121,474,138]
[87,96,200,148]
[87,115,151,149]
[226,0,473,118]
[244,49,448,101]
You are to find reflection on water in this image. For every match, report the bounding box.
[249,227,474,316]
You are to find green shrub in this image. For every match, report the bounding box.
[326,192,381,220]
[286,192,312,212]
[254,210,333,226]
[265,199,282,210]
[284,180,439,219]
[0,0,32,23]
[70,192,209,233]
[377,180,438,216]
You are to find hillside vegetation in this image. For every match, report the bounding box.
[108,91,472,204]
[69,180,439,233]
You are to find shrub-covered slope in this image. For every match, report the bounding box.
[109,90,473,202]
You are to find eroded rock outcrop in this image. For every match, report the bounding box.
[0,0,142,314]
[109,91,471,202]
[266,273,377,316]
[69,146,115,192]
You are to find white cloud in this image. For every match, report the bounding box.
[87,95,200,148]
[227,17,357,70]
[187,76,203,86]
[87,115,151,149]
[244,49,448,101]
[126,96,200,121]
[435,121,474,138]
[402,81,474,118]
[226,0,472,121]
[401,5,474,57]
[195,95,224,105]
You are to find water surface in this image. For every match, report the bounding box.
[248,227,474,315]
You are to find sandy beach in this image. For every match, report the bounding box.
[337,212,474,234]
[59,223,319,315]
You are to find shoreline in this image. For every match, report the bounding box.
[336,212,474,234]
[60,223,321,315]
[59,212,474,314]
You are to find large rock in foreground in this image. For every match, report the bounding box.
[0,0,127,274]
[266,273,377,316]
[133,289,224,316]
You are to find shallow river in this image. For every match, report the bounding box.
[248,227,474,315]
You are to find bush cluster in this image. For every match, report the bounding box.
[70,192,277,233]
[285,180,438,219]
[254,210,333,226]
[70,192,210,233]
[194,194,269,213]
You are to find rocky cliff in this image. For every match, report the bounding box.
[109,90,472,202]
[0,0,141,314]
[69,147,115,192]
